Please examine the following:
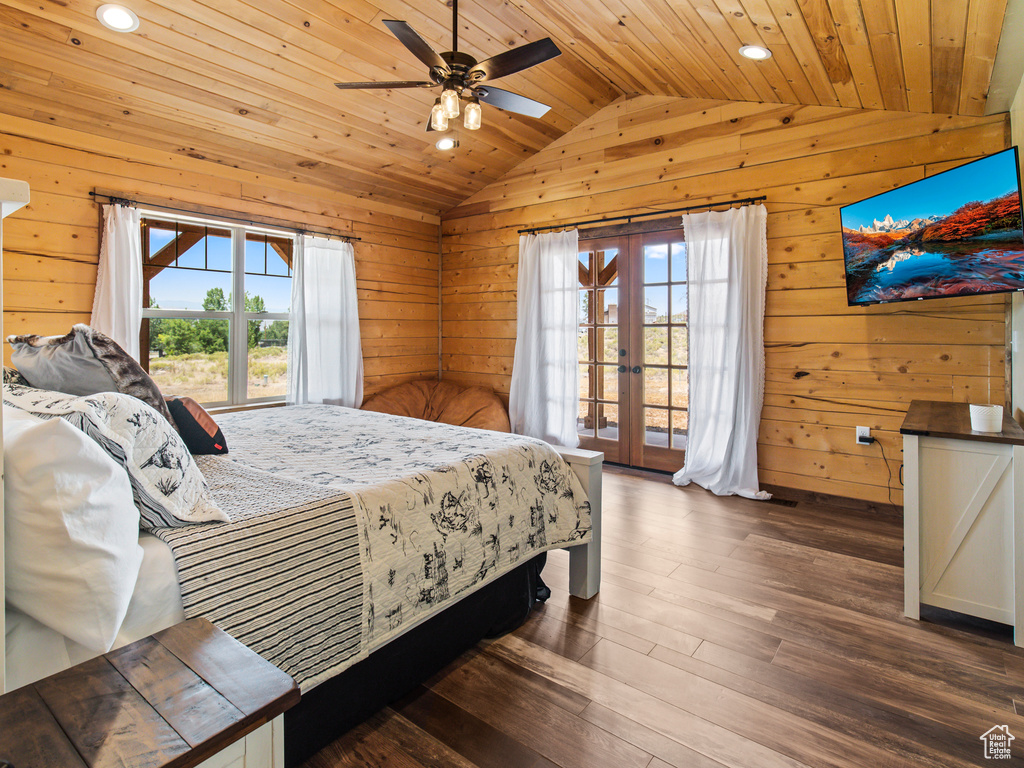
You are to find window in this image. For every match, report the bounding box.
[140,213,293,406]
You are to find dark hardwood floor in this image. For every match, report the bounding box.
[303,469,1024,768]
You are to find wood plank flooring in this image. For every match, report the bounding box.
[303,469,1024,768]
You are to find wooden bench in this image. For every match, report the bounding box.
[0,618,299,768]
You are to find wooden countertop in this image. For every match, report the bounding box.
[0,618,300,768]
[900,400,1024,446]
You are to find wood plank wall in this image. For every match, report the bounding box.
[0,115,440,398]
[441,96,1012,507]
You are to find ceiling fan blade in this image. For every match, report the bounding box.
[382,20,448,72]
[335,80,435,89]
[468,38,561,82]
[474,86,552,118]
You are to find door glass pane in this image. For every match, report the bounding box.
[644,285,667,324]
[645,367,669,406]
[672,327,688,366]
[644,243,668,283]
[670,242,687,283]
[580,364,593,399]
[671,284,688,323]
[599,364,619,402]
[645,327,668,365]
[578,250,592,278]
[247,320,288,399]
[597,327,618,362]
[577,400,595,438]
[645,407,670,447]
[672,410,688,449]
[599,403,619,440]
[596,249,619,285]
[672,367,688,408]
[578,328,593,362]
[596,288,618,324]
[579,290,593,323]
[147,317,230,404]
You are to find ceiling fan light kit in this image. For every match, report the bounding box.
[430,98,449,131]
[335,0,560,148]
[463,98,482,130]
[441,86,461,119]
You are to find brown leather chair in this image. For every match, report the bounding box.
[361,379,511,432]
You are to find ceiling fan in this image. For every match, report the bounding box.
[334,0,561,135]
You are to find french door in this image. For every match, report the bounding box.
[576,231,689,472]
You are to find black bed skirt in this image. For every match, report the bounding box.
[284,552,549,767]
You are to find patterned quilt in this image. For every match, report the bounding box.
[161,405,592,691]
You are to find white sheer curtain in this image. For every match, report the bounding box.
[287,235,363,408]
[673,204,770,500]
[91,204,142,359]
[509,230,580,447]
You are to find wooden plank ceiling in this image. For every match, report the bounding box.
[0,0,1010,216]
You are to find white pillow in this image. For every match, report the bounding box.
[4,405,144,652]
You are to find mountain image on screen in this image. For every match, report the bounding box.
[840,148,1024,306]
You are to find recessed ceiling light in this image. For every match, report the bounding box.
[435,137,459,151]
[96,4,140,32]
[739,45,772,61]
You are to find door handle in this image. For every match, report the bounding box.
[617,365,627,373]
[619,349,627,357]
[631,366,642,374]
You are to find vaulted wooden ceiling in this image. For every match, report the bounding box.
[0,0,1013,216]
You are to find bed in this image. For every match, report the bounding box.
[2,394,602,766]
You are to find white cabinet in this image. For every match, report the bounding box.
[197,716,285,768]
[902,400,1024,646]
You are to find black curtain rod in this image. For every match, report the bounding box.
[517,196,767,234]
[89,192,361,242]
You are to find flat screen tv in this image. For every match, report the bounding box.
[841,146,1024,306]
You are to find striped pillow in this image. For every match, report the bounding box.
[2,383,226,528]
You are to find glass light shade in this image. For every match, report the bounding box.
[463,100,482,130]
[97,4,140,31]
[441,88,460,119]
[430,100,449,131]
[738,45,772,60]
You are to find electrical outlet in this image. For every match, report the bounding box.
[856,426,871,445]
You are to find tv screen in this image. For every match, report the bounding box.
[841,147,1024,306]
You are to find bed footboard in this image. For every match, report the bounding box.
[554,446,603,599]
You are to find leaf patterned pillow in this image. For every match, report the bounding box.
[3,383,227,528]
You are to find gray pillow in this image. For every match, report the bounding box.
[8,324,176,430]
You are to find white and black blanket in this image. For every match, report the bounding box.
[153,405,591,691]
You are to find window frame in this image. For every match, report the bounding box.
[139,209,294,407]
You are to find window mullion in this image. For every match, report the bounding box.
[230,226,248,405]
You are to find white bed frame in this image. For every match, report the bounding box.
[1,176,31,694]
[555,446,603,599]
